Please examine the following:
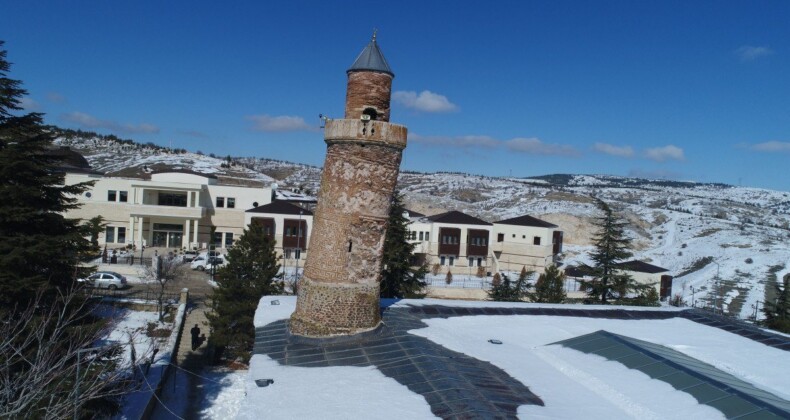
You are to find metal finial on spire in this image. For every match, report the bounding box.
[372,28,377,42]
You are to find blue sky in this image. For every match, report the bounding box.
[2,1,789,191]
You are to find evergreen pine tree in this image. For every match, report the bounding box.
[380,193,428,298]
[0,41,122,418]
[0,41,94,307]
[488,271,532,302]
[207,223,282,362]
[530,264,567,303]
[582,200,643,303]
[763,274,790,333]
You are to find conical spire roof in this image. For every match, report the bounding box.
[347,31,394,77]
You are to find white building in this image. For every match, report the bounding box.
[64,164,273,251]
[492,214,564,274]
[245,201,313,265]
[407,210,563,275]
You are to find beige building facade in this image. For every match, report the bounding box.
[64,170,273,251]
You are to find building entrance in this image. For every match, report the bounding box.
[152,223,184,248]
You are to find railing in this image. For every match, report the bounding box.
[101,255,153,266]
[425,277,494,289]
[86,286,181,303]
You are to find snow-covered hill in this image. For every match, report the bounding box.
[54,131,790,320]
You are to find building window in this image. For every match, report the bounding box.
[411,231,417,240]
[224,233,234,247]
[105,226,115,243]
[534,236,541,245]
[522,235,526,239]
[425,232,429,242]
[468,257,474,266]
[216,197,225,208]
[227,197,235,209]
[294,249,301,259]
[253,201,259,208]
[108,190,116,201]
[419,232,424,241]
[117,227,126,243]
[213,232,223,247]
[159,193,187,207]
[497,233,504,242]
[449,256,455,266]
[512,234,516,238]
[284,249,292,259]
[477,257,483,266]
[440,256,446,266]
[119,191,128,202]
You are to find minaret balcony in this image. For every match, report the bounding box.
[324,119,407,150]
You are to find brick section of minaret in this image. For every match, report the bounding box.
[344,71,392,122]
[290,137,404,336]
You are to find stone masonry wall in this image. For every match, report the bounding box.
[291,135,405,336]
[345,71,392,122]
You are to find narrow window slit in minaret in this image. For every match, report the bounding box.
[371,128,375,134]
[362,127,367,135]
[348,240,353,252]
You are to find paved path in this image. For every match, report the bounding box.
[150,273,214,419]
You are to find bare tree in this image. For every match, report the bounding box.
[0,289,140,419]
[143,254,185,322]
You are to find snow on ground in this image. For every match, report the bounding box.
[96,305,165,367]
[153,367,247,419]
[244,297,786,420]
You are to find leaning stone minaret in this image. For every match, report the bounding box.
[290,33,407,337]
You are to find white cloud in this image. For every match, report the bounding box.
[410,133,498,148]
[246,114,314,132]
[735,45,774,61]
[505,137,579,156]
[19,97,41,111]
[47,92,66,103]
[61,111,159,134]
[392,90,458,113]
[750,141,790,152]
[644,145,685,162]
[593,142,634,158]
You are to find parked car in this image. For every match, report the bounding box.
[78,271,129,290]
[181,250,199,263]
[192,256,226,271]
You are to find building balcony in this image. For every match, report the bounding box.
[128,203,205,219]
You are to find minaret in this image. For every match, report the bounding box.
[290,33,407,337]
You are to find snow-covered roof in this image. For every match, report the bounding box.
[245,297,790,419]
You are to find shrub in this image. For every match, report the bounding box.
[431,263,441,276]
[476,265,485,278]
[745,258,753,264]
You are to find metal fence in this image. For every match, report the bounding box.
[100,255,154,266]
[87,286,181,303]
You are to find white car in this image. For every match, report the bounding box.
[191,255,227,271]
[79,271,129,290]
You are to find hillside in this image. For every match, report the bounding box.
[53,129,790,320]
